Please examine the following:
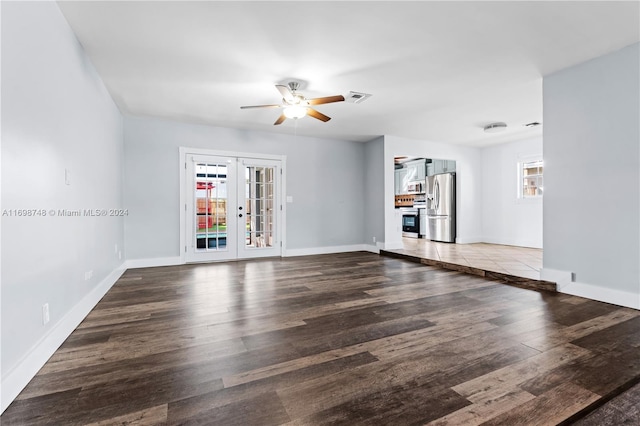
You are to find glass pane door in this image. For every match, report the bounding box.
[185,155,281,262]
[195,163,228,251]
[238,159,280,259]
[185,156,237,262]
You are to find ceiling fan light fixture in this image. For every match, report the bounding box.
[241,82,345,125]
[284,105,307,119]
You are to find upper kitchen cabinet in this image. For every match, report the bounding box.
[394,168,405,194]
[410,160,427,181]
[395,157,457,196]
[427,159,456,176]
[395,158,427,194]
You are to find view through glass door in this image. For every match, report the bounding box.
[185,154,281,262]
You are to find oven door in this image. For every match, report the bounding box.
[402,211,420,236]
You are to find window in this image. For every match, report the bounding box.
[519,159,543,198]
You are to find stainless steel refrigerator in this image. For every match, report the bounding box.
[426,172,456,243]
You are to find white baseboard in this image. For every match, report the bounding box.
[558,281,640,310]
[284,244,370,257]
[1,265,126,414]
[481,236,542,249]
[363,244,380,254]
[125,248,384,266]
[380,241,404,250]
[124,256,183,269]
[455,236,484,244]
[541,267,640,309]
[540,268,573,284]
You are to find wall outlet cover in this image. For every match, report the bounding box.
[42,303,50,325]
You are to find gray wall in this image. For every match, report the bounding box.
[363,137,385,246]
[1,1,124,378]
[123,116,366,260]
[543,42,639,305]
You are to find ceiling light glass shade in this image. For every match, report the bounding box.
[284,105,307,119]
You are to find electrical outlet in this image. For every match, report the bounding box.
[373,236,376,243]
[42,303,50,325]
[118,251,122,260]
[85,270,93,281]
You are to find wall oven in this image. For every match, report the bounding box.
[401,208,420,238]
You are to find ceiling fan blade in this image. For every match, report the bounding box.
[275,85,294,102]
[274,114,287,125]
[240,104,282,109]
[307,95,345,105]
[307,108,331,122]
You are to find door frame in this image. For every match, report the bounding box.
[179,147,287,263]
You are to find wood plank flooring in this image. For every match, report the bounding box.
[2,252,639,425]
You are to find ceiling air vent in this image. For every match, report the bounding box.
[345,91,372,104]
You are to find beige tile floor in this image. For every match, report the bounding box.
[388,238,543,280]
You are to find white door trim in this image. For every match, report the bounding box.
[179,147,287,264]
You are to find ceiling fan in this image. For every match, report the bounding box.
[240,82,345,125]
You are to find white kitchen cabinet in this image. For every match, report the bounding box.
[405,159,426,181]
[415,161,426,181]
[442,160,456,173]
[395,159,433,194]
[430,159,456,175]
[426,162,434,176]
[395,168,409,194]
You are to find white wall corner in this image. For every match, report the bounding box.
[1,264,126,414]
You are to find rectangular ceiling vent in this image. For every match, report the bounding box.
[345,91,372,104]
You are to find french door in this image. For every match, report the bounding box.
[185,154,282,262]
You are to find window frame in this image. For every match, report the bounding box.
[517,156,543,201]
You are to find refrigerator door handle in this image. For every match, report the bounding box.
[434,180,440,211]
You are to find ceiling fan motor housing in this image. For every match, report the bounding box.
[288,81,300,92]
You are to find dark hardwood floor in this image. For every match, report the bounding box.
[2,252,639,425]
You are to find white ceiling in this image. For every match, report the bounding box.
[57,1,640,146]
